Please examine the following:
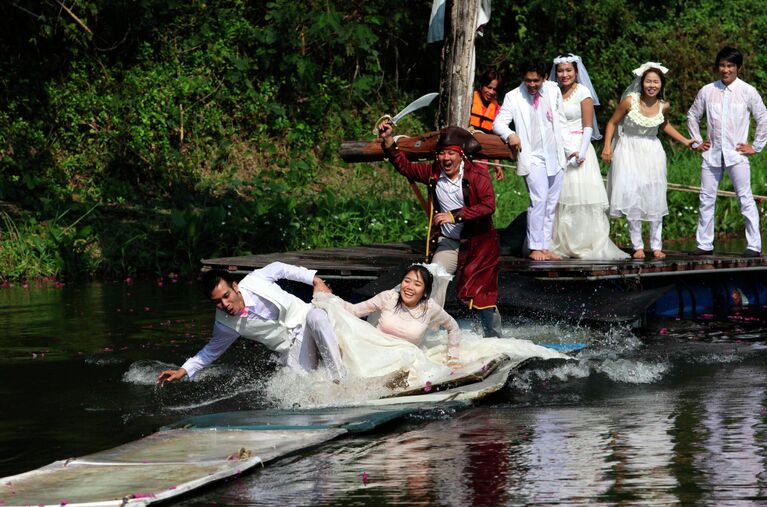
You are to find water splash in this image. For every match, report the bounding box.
[264,368,394,409]
[122,360,231,385]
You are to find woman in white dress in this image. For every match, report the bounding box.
[342,264,462,369]
[601,62,694,259]
[312,264,569,387]
[548,54,630,260]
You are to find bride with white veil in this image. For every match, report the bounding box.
[312,263,569,388]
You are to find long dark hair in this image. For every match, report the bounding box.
[395,264,434,314]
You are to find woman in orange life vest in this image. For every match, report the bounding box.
[470,68,504,180]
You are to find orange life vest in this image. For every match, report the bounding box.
[470,90,499,134]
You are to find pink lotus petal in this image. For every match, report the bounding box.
[424,381,432,393]
[168,486,177,490]
[60,500,68,506]
[362,471,369,485]
[659,328,668,336]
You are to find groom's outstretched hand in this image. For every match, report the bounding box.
[157,368,187,386]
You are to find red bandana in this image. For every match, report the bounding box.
[439,145,464,156]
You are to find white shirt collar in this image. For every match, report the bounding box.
[717,77,740,91]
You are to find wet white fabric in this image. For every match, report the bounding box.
[285,307,347,381]
[312,292,569,386]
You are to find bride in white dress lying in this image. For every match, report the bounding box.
[312,264,569,387]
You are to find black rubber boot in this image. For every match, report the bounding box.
[479,307,503,337]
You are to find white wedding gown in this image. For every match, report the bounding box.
[312,264,570,388]
[551,84,629,260]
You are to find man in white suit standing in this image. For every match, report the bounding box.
[493,59,573,261]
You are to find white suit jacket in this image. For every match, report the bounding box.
[493,81,569,176]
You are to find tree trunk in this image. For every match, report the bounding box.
[437,0,480,129]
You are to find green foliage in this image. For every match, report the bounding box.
[1,0,767,279]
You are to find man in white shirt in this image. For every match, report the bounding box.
[493,59,573,261]
[687,46,767,257]
[156,262,346,384]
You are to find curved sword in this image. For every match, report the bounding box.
[391,92,439,124]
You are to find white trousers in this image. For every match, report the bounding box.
[696,159,761,252]
[285,307,346,381]
[628,219,663,251]
[525,164,564,251]
[432,236,460,274]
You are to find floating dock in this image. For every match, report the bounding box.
[202,243,767,324]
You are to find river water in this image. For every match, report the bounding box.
[1,278,766,505]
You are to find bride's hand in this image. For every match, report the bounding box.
[312,276,332,294]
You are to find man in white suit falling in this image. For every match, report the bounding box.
[494,59,574,261]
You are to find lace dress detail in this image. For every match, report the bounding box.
[607,93,669,221]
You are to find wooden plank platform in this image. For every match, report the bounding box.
[201,242,767,282]
[202,242,425,280]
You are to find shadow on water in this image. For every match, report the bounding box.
[1,278,766,504]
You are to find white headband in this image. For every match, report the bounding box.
[553,54,580,65]
[633,62,669,76]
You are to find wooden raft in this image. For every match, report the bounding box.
[202,243,767,282]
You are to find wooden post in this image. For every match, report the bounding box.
[437,0,480,129]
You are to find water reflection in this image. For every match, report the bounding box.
[179,361,767,505]
[1,281,766,505]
